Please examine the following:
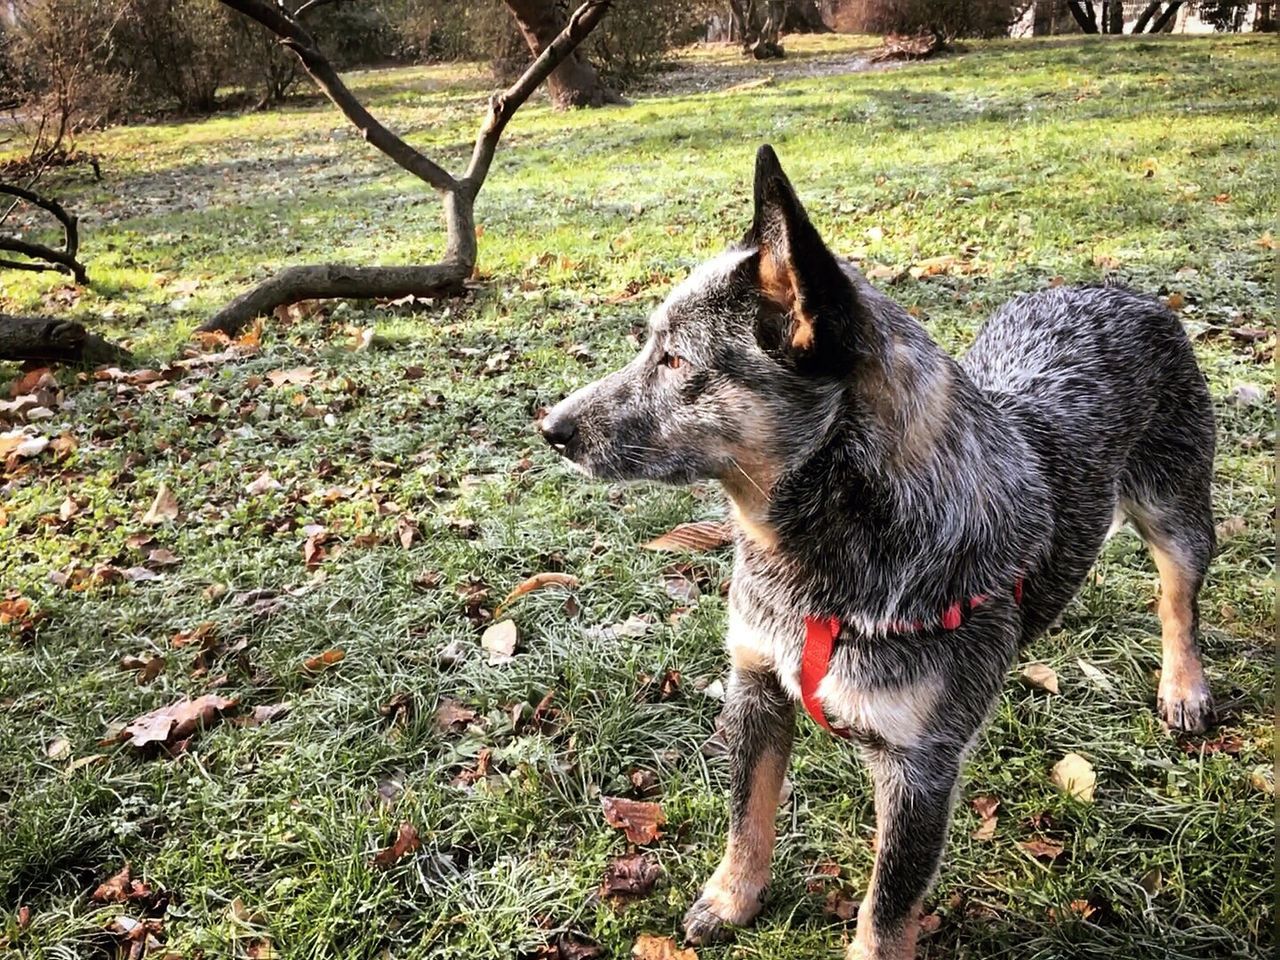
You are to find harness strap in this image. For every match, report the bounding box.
[800,616,850,739]
[800,580,1027,737]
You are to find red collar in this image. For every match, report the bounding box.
[800,577,1024,739]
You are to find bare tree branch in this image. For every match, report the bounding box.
[0,182,87,283]
[216,0,458,195]
[463,0,613,191]
[292,0,344,18]
[0,313,130,364]
[201,0,612,336]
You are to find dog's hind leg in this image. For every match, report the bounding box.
[1123,495,1216,734]
[683,666,794,945]
[849,745,966,960]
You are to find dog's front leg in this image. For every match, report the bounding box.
[683,665,795,944]
[849,746,963,960]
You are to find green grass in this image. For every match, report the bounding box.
[1,32,1276,960]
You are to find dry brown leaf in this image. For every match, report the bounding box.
[10,366,53,398]
[631,934,696,960]
[147,548,181,567]
[481,619,518,665]
[245,471,281,495]
[369,821,421,868]
[1165,291,1186,310]
[16,904,30,928]
[302,648,345,672]
[436,698,479,733]
[266,366,316,388]
[1021,662,1059,695]
[1019,838,1065,861]
[1181,733,1244,756]
[600,853,661,899]
[45,736,71,759]
[971,794,1000,841]
[1051,753,1096,803]
[1215,515,1247,541]
[496,572,580,614]
[642,520,733,553]
[0,597,32,624]
[115,695,237,749]
[141,483,180,525]
[92,863,133,902]
[396,516,418,549]
[601,795,666,845]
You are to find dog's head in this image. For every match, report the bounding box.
[540,146,879,512]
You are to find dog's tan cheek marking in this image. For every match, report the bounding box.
[701,748,788,924]
[895,362,953,467]
[1151,543,1207,693]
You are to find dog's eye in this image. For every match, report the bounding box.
[660,352,685,370]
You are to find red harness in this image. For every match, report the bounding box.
[800,578,1024,739]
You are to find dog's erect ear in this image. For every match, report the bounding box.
[746,145,865,372]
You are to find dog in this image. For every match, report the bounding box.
[538,146,1216,959]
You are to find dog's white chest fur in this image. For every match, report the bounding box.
[726,601,939,748]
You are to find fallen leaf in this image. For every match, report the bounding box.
[1181,734,1244,756]
[642,520,733,553]
[823,888,860,920]
[1165,291,1185,310]
[971,794,1000,841]
[481,619,518,665]
[16,904,30,928]
[92,863,133,902]
[1019,837,1065,860]
[1051,753,1096,803]
[45,736,71,759]
[436,698,478,732]
[601,853,661,900]
[496,572,580,615]
[396,516,418,549]
[147,548,181,567]
[584,614,652,641]
[115,695,237,749]
[601,795,666,845]
[266,366,315,387]
[663,571,700,603]
[1076,659,1113,691]
[1215,515,1247,541]
[302,648,345,672]
[58,496,80,522]
[0,597,32,624]
[919,912,943,937]
[141,483,180,524]
[369,821,421,868]
[1137,866,1163,896]
[1021,662,1059,694]
[631,934,695,960]
[240,703,290,726]
[245,471,281,495]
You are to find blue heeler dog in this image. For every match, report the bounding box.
[539,146,1216,959]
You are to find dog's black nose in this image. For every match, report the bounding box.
[538,411,577,452]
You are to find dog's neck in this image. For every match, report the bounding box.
[727,319,1050,626]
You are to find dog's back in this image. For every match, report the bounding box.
[962,285,1216,647]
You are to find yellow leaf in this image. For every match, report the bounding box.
[632,934,697,960]
[1051,752,1096,803]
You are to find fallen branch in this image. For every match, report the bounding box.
[0,183,88,284]
[201,0,612,336]
[0,314,130,365]
[870,30,948,62]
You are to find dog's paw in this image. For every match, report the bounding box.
[682,897,739,945]
[1158,674,1214,735]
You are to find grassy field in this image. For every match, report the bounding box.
[1,32,1276,960]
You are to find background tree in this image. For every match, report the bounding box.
[503,0,622,106]
[198,0,612,335]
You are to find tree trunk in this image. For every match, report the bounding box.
[1066,0,1099,31]
[1256,2,1277,31]
[1131,1,1163,32]
[1150,0,1183,32]
[1103,0,1123,33]
[503,0,622,108]
[0,314,130,365]
[782,0,830,33]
